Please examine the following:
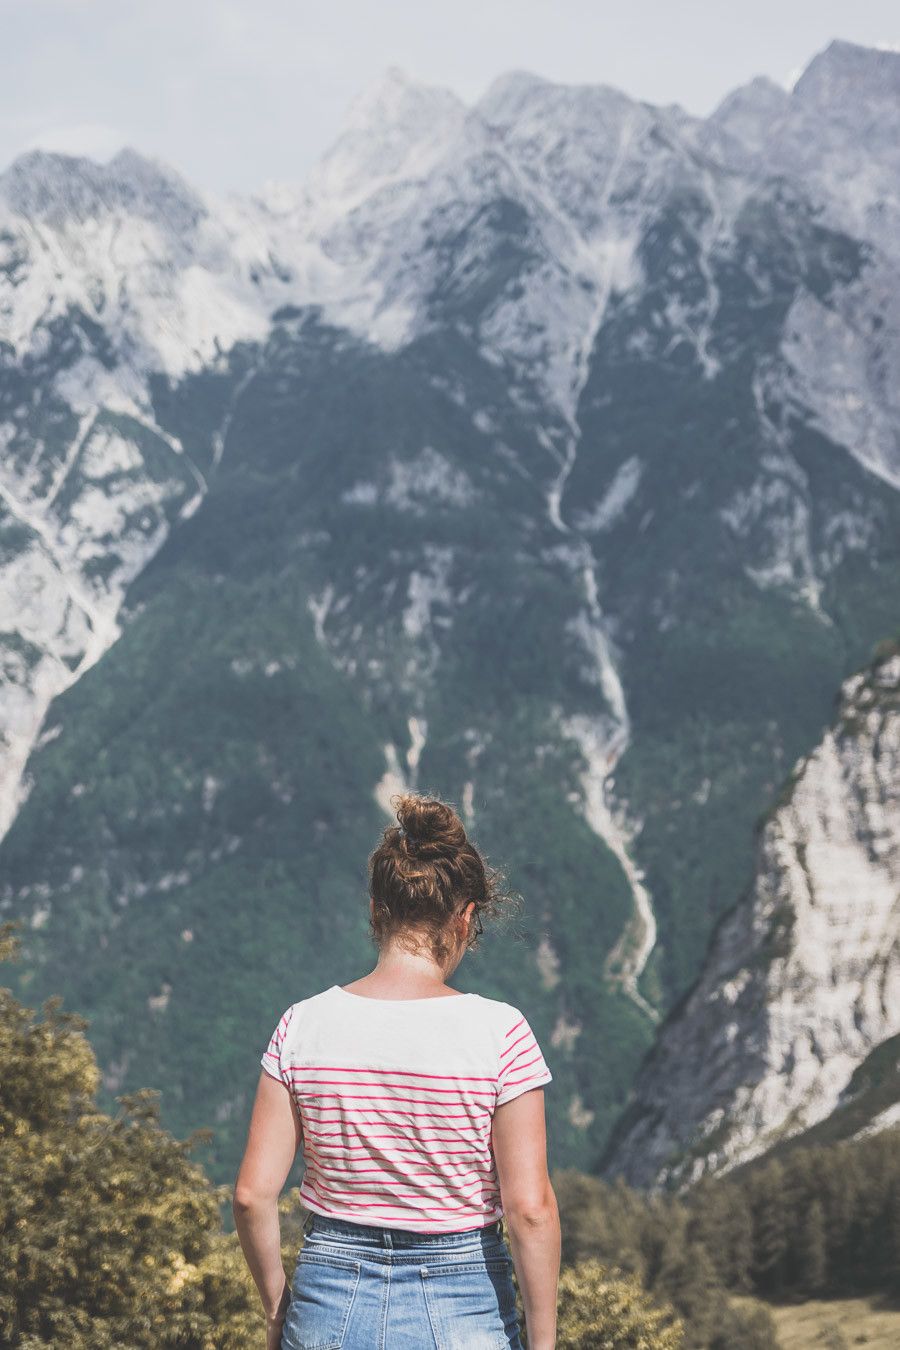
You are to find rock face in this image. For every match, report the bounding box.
[705,40,900,264]
[601,641,900,1188]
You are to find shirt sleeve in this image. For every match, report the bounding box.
[496,1008,553,1107]
[260,1004,295,1088]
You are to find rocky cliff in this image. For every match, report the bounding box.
[602,639,900,1187]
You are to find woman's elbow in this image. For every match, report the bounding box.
[232,1181,276,1213]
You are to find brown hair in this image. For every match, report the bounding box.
[367,792,516,966]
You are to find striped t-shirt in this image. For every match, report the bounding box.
[260,983,553,1233]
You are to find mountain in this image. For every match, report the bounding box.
[704,40,900,267]
[0,40,898,1186]
[601,638,900,1188]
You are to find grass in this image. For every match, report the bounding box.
[732,1294,900,1348]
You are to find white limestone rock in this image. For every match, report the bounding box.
[602,645,900,1188]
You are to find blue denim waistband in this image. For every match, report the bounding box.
[305,1211,503,1248]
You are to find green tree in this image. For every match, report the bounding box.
[882,1173,900,1299]
[0,920,278,1348]
[750,1160,790,1297]
[686,1177,754,1293]
[796,1196,828,1295]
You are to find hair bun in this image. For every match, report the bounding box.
[395,792,467,861]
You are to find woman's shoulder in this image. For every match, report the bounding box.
[278,985,530,1033]
[466,992,528,1030]
[267,986,334,1030]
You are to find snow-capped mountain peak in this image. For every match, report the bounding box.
[305,64,467,214]
[793,37,900,106]
[340,63,463,128]
[709,76,791,152]
[0,146,207,232]
[698,38,900,265]
[475,67,654,150]
[475,68,554,117]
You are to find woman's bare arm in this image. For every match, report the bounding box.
[233,1070,302,1332]
[492,1087,560,1350]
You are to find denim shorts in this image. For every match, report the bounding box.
[280,1211,524,1349]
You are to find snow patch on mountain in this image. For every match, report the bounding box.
[373,714,428,814]
[574,457,643,533]
[853,1102,900,1140]
[341,447,475,512]
[719,456,827,617]
[559,710,659,1024]
[402,546,454,643]
[0,399,201,840]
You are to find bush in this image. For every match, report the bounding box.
[0,920,272,1348]
[556,1257,684,1348]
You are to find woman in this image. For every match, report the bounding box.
[233,791,560,1349]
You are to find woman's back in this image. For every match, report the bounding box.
[236,792,560,1348]
[261,983,553,1233]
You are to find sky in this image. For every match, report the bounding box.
[1,0,898,195]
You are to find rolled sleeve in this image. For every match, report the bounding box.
[260,1004,295,1088]
[496,1010,553,1107]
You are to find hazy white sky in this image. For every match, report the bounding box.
[1,0,897,194]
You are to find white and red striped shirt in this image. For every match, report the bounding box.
[260,984,552,1233]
